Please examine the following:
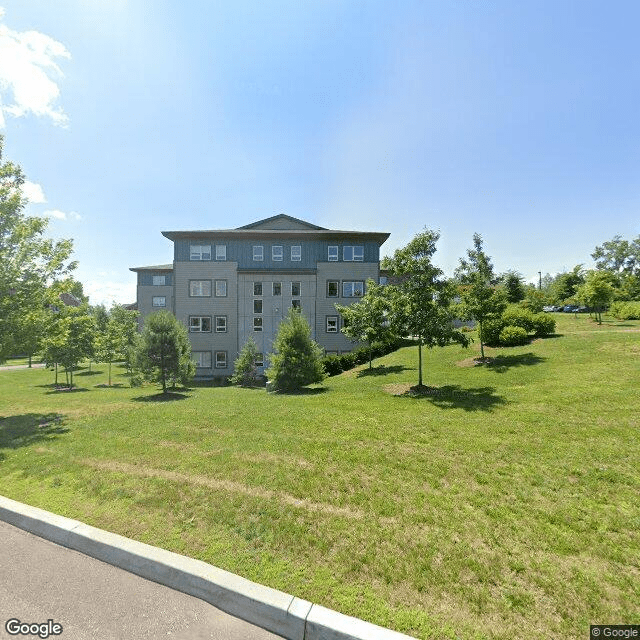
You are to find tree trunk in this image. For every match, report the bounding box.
[368,343,372,369]
[28,355,32,368]
[108,361,112,386]
[54,363,58,386]
[418,335,423,387]
[479,319,485,359]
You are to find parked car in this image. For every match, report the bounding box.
[542,305,555,312]
[563,305,579,313]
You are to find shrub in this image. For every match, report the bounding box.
[231,338,262,387]
[321,354,344,377]
[499,325,529,346]
[531,313,556,336]
[502,305,535,332]
[610,301,640,320]
[479,318,505,347]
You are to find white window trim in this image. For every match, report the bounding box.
[152,296,166,307]
[253,282,263,296]
[326,316,338,333]
[328,246,338,261]
[255,353,264,367]
[253,317,263,332]
[327,281,339,298]
[215,316,227,333]
[291,281,301,297]
[272,282,282,296]
[189,316,212,333]
[189,280,211,297]
[291,245,302,261]
[215,245,226,261]
[254,299,263,314]
[253,245,264,261]
[272,245,283,261]
[215,280,227,297]
[215,351,227,369]
[190,245,211,261]
[342,281,365,298]
[193,351,212,368]
[343,245,364,262]
[152,275,166,286]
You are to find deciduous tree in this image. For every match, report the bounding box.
[383,229,470,386]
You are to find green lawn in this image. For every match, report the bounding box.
[1,313,639,639]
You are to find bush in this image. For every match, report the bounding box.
[502,305,535,332]
[479,318,505,347]
[531,313,556,336]
[609,301,640,320]
[321,354,344,377]
[231,338,262,387]
[499,325,529,346]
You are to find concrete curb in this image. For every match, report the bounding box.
[0,496,416,640]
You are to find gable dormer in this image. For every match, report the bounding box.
[236,214,326,231]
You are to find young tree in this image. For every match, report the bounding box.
[335,280,395,369]
[135,311,194,393]
[266,308,325,392]
[455,233,506,360]
[500,270,526,303]
[577,271,616,324]
[231,337,262,387]
[41,306,95,388]
[0,134,76,362]
[110,304,140,375]
[383,229,470,387]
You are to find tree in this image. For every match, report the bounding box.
[231,337,262,387]
[500,270,526,303]
[577,271,616,324]
[110,304,140,375]
[135,311,194,393]
[455,233,506,360]
[0,135,76,362]
[592,235,640,277]
[335,280,395,369]
[266,308,325,392]
[551,265,585,304]
[382,229,470,387]
[41,306,95,388]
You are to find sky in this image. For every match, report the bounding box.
[1,1,639,306]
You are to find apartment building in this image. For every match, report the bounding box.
[130,214,390,378]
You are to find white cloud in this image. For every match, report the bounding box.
[21,180,46,203]
[0,8,70,127]
[43,209,82,221]
[84,279,137,307]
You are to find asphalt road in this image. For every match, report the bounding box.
[0,520,282,640]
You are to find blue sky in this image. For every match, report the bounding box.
[1,1,639,305]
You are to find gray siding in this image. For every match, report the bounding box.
[137,285,174,327]
[174,239,380,269]
[137,272,174,286]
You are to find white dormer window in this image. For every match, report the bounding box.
[328,246,338,261]
[253,245,264,261]
[272,245,283,261]
[291,245,301,261]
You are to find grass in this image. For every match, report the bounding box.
[1,312,639,639]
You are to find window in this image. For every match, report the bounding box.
[291,282,301,297]
[193,351,212,368]
[215,245,226,261]
[215,280,227,297]
[326,316,338,333]
[343,246,364,262]
[328,246,338,261]
[379,276,388,285]
[343,281,364,297]
[215,316,227,333]
[272,245,283,261]
[272,282,282,296]
[255,353,264,367]
[253,282,262,296]
[253,299,263,314]
[326,281,339,298]
[253,245,263,261]
[152,296,166,307]
[190,245,211,261]
[253,317,263,332]
[215,351,227,368]
[189,316,211,333]
[291,245,301,261]
[291,300,301,309]
[189,280,211,297]
[152,275,166,286]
